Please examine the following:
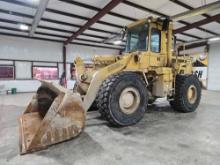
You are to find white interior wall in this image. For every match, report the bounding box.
[207,42,220,91]
[66,44,119,61]
[0,36,63,62]
[0,36,119,92]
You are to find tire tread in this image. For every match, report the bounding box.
[97,72,147,126]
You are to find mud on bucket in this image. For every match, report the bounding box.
[18,80,85,154]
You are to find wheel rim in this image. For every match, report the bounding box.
[187,85,197,104]
[119,87,140,114]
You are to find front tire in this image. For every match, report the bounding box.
[97,72,148,126]
[170,74,201,112]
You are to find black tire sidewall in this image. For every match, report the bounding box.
[108,74,147,126]
[181,76,201,112]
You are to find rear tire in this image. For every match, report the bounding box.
[97,72,148,126]
[170,74,201,112]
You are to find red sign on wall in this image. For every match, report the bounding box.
[33,67,58,80]
[0,66,14,79]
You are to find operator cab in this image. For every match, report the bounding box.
[125,18,164,54]
[124,18,172,67]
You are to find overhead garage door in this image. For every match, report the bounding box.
[208,42,220,91]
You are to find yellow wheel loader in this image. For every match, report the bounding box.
[19,17,201,154]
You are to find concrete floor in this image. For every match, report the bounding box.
[0,90,220,165]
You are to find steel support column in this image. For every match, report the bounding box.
[62,45,66,78]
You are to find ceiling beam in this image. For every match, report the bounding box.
[180,32,203,40]
[0,9,119,35]
[123,0,167,17]
[176,38,187,43]
[64,0,124,45]
[0,19,106,40]
[0,31,61,43]
[169,0,220,24]
[56,0,199,42]
[2,0,218,37]
[0,0,37,8]
[59,0,137,21]
[170,1,220,21]
[178,20,218,36]
[0,25,125,47]
[29,0,49,36]
[178,41,208,51]
[46,8,123,29]
[0,18,31,26]
[0,0,216,44]
[174,13,220,34]
[2,0,215,39]
[2,2,195,41]
[1,0,124,29]
[0,8,33,18]
[123,0,219,36]
[0,32,123,50]
[41,18,119,35]
[0,22,125,47]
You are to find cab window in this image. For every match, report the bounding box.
[151,28,161,53]
[126,24,148,52]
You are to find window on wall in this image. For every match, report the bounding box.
[0,66,14,79]
[151,28,161,53]
[32,66,58,80]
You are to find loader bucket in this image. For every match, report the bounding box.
[19,80,85,154]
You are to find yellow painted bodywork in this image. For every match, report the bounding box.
[18,17,195,155]
[73,18,193,109]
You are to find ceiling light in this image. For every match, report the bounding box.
[26,0,40,5]
[19,24,29,31]
[208,37,220,42]
[113,40,122,45]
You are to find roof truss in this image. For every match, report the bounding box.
[0,0,219,50]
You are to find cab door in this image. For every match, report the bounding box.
[149,26,165,67]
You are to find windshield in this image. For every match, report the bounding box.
[125,24,148,52]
